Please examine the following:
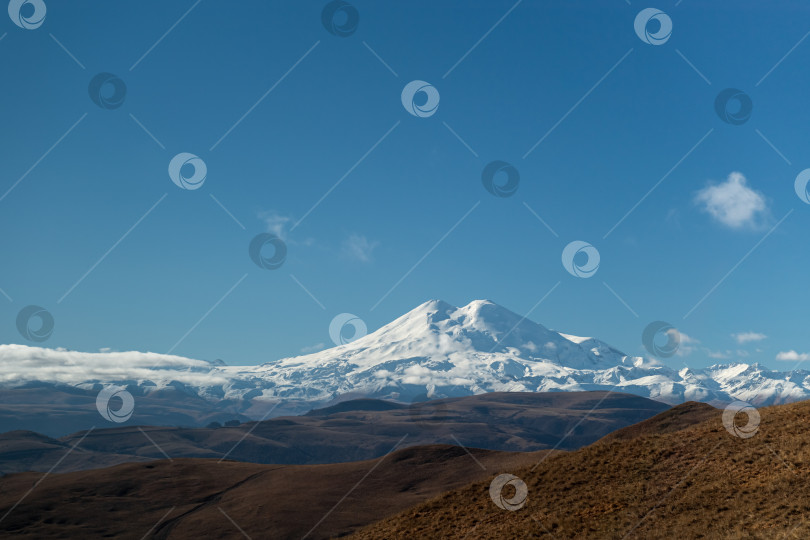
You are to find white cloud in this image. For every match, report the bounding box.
[342,234,379,262]
[259,210,292,241]
[674,331,699,356]
[402,364,433,385]
[0,344,230,386]
[300,343,326,354]
[694,172,768,229]
[732,332,767,344]
[674,333,753,362]
[775,350,810,362]
[258,210,315,246]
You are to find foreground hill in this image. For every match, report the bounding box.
[0,391,668,473]
[596,401,719,443]
[351,400,810,539]
[0,445,551,539]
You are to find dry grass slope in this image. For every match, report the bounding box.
[351,400,810,539]
[0,445,551,539]
[596,401,719,443]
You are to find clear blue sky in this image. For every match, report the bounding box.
[2,0,809,369]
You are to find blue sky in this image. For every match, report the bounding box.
[2,0,810,369]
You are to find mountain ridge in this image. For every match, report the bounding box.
[0,299,809,423]
[0,392,669,469]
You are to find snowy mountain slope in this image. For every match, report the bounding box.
[1,299,808,417]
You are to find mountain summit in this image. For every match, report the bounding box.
[1,299,809,418]
[271,299,627,373]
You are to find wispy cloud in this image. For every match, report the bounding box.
[665,208,681,228]
[776,350,810,362]
[300,342,326,354]
[258,210,314,246]
[259,210,292,241]
[694,172,769,229]
[675,331,699,356]
[676,332,755,362]
[732,332,767,344]
[342,234,379,262]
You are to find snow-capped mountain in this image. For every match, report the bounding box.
[1,299,809,418]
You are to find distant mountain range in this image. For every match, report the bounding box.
[1,299,808,432]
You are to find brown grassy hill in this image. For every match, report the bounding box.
[351,400,810,539]
[0,430,152,474]
[0,444,554,539]
[596,401,718,443]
